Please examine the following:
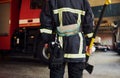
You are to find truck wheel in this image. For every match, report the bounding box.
[40,44,49,63]
[36,42,49,63]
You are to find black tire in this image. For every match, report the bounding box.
[39,44,49,63]
[104,48,107,52]
[36,41,49,63]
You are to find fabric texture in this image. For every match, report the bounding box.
[50,62,85,78]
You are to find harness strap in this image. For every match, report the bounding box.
[53,8,85,26]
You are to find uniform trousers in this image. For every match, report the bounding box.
[50,62,85,78]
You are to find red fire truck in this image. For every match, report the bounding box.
[0,0,48,62]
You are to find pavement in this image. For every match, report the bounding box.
[83,51,120,78]
[0,51,120,78]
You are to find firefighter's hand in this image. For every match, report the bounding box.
[86,46,92,54]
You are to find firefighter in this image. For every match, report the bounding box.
[40,0,94,78]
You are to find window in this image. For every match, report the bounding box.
[0,3,10,36]
[30,0,44,9]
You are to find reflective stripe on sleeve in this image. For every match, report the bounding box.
[86,33,93,38]
[64,32,85,58]
[40,29,52,34]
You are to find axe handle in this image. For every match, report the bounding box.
[86,0,111,56]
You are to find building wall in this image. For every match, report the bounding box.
[89,0,120,6]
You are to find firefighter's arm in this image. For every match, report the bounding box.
[82,0,94,55]
[40,0,53,43]
[82,0,94,46]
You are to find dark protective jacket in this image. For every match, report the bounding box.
[40,0,94,62]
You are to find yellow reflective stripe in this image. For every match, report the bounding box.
[77,14,81,25]
[64,54,85,58]
[58,36,63,48]
[53,8,85,15]
[64,32,85,58]
[53,8,85,27]
[40,29,52,34]
[59,11,63,27]
[86,33,93,38]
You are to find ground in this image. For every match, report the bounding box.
[0,51,120,78]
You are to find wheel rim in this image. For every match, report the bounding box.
[42,46,49,60]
